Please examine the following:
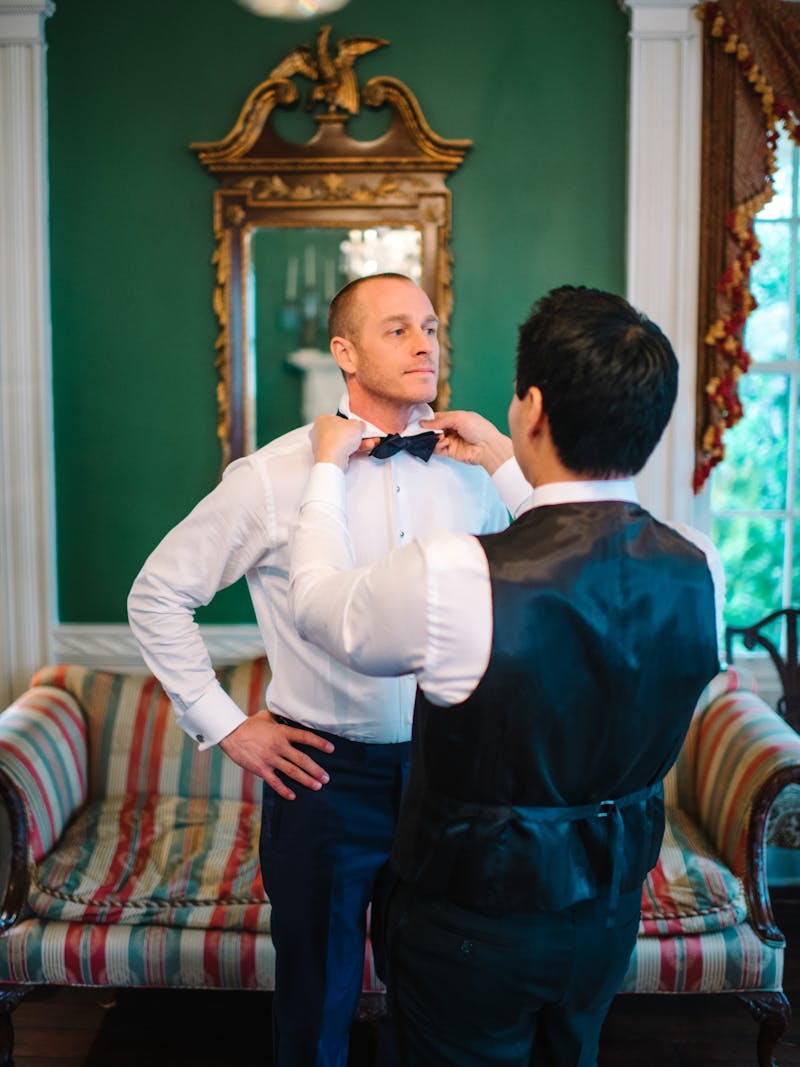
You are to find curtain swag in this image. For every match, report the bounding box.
[694,0,800,493]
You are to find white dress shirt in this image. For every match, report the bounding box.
[290,470,726,707]
[127,396,531,747]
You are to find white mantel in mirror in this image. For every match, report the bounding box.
[286,348,344,424]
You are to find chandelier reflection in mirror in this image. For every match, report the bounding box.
[277,227,423,350]
[340,227,422,284]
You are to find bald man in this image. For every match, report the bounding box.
[128,273,530,1067]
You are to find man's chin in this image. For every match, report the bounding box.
[405,383,439,405]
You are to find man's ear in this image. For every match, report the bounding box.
[524,386,546,438]
[330,336,356,375]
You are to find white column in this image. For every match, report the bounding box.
[623,0,703,523]
[0,0,56,704]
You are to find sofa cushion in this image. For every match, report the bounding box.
[29,659,271,805]
[28,795,269,932]
[639,807,746,936]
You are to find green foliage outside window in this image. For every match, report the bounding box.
[710,127,799,643]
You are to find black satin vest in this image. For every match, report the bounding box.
[390,502,720,915]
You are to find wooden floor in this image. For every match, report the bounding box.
[8,888,800,1066]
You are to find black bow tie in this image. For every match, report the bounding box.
[370,431,439,462]
[334,412,438,462]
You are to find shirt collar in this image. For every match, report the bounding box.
[338,393,435,439]
[515,478,639,519]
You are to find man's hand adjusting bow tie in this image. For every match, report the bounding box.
[369,431,439,462]
[312,415,372,469]
[315,414,441,469]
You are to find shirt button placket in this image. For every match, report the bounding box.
[395,469,405,544]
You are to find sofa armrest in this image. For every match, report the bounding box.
[689,687,800,943]
[0,685,89,865]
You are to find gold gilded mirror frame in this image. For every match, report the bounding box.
[191,29,471,467]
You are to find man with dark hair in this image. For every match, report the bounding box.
[513,286,678,477]
[128,273,529,1067]
[289,285,722,1066]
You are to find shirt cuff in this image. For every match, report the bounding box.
[301,462,347,512]
[491,457,532,518]
[174,681,249,750]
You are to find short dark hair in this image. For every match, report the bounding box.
[327,273,415,342]
[515,286,678,477]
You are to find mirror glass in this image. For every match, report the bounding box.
[251,225,422,446]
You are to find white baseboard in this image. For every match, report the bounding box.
[51,623,264,673]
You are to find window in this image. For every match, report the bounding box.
[709,126,800,647]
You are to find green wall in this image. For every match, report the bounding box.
[47,0,629,624]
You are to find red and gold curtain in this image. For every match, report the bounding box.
[695,0,800,493]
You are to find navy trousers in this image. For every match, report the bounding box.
[259,726,410,1067]
[383,882,641,1067]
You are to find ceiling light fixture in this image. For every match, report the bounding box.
[235,0,351,19]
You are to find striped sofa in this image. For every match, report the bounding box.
[0,661,799,1066]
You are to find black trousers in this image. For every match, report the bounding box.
[383,881,641,1067]
[259,727,409,1067]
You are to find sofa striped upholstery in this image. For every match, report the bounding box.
[620,922,782,994]
[0,917,387,992]
[639,808,745,936]
[0,921,277,989]
[688,689,800,877]
[29,660,270,803]
[0,659,386,993]
[0,661,797,1001]
[624,671,800,996]
[29,796,269,930]
[664,665,757,810]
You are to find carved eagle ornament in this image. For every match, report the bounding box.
[269,25,388,115]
